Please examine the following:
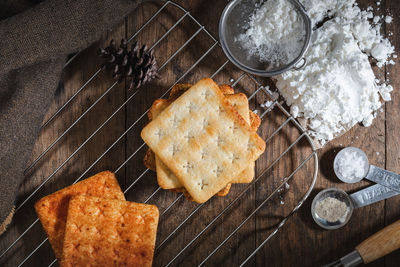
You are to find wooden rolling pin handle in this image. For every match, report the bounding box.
[356,220,400,264]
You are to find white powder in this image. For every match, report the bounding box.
[336,150,368,181]
[274,0,395,146]
[315,197,349,223]
[378,83,393,101]
[235,0,305,68]
[260,100,274,109]
[385,16,393,24]
[301,0,395,66]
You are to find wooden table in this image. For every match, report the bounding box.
[0,0,399,266]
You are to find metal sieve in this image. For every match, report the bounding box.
[219,0,312,77]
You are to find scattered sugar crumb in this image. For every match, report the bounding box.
[285,182,290,189]
[385,16,393,24]
[376,151,380,156]
[378,83,393,101]
[260,100,274,109]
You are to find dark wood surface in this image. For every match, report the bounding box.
[0,0,399,266]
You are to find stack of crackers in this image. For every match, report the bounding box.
[142,78,266,203]
[35,171,159,267]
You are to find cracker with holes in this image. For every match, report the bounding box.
[144,84,243,197]
[35,171,125,260]
[152,94,256,190]
[144,83,236,172]
[145,83,261,196]
[60,196,159,267]
[141,78,266,203]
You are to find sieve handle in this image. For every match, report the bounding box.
[293,57,307,70]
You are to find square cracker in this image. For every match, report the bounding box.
[143,83,238,173]
[35,171,125,260]
[146,99,232,196]
[60,196,159,267]
[153,94,255,190]
[141,78,265,203]
[144,100,261,175]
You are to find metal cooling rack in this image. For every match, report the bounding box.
[0,1,318,266]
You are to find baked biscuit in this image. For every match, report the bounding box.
[141,78,265,203]
[60,196,158,267]
[153,94,255,189]
[34,171,125,260]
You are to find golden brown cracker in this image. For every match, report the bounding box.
[144,149,156,171]
[35,171,125,260]
[218,84,235,95]
[168,83,193,101]
[60,196,159,267]
[249,110,261,131]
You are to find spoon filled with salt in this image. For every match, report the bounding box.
[333,147,400,193]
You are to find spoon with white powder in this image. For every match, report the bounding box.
[334,147,400,194]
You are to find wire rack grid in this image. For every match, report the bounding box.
[0,1,318,266]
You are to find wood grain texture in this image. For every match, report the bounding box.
[0,0,399,266]
[384,0,400,266]
[356,220,400,264]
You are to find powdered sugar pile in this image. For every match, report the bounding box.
[235,0,305,68]
[275,0,395,146]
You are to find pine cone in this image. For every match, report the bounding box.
[97,39,159,90]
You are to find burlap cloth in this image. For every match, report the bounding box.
[0,0,143,235]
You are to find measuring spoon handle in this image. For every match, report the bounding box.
[365,165,400,193]
[350,184,399,208]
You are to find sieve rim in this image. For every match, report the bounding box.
[219,0,312,77]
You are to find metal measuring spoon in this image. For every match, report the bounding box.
[312,147,400,230]
[334,147,400,193]
[312,186,399,229]
[311,188,354,230]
